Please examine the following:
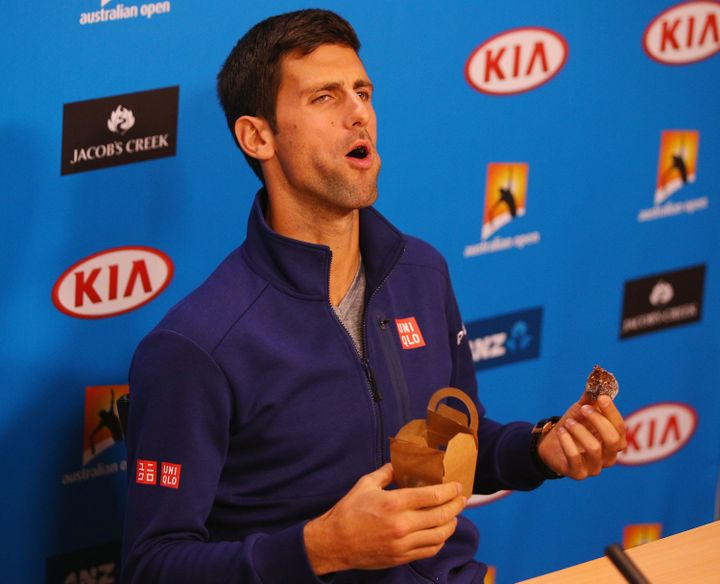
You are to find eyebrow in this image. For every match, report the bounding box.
[302,79,373,96]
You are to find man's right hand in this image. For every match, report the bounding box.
[303,463,467,576]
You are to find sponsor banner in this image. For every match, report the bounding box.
[61,86,179,175]
[618,402,698,465]
[622,524,662,549]
[52,246,173,319]
[466,307,542,371]
[465,27,568,95]
[643,1,720,65]
[46,541,120,584]
[79,0,173,26]
[620,265,704,339]
[464,163,540,258]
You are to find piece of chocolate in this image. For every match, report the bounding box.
[585,365,619,400]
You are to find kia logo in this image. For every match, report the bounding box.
[52,246,173,318]
[465,27,568,95]
[617,402,697,465]
[643,1,720,65]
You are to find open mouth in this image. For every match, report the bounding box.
[346,145,369,159]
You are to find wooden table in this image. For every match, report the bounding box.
[518,520,720,583]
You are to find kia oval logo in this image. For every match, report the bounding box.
[643,1,720,65]
[465,27,568,95]
[617,402,697,465]
[52,246,173,318]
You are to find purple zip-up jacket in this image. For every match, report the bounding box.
[121,192,546,583]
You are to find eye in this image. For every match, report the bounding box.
[312,94,332,104]
[356,90,371,101]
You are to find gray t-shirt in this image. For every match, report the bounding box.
[333,260,366,357]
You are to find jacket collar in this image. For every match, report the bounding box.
[242,189,406,300]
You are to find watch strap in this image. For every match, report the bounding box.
[529,416,563,480]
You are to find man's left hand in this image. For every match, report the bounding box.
[536,393,627,480]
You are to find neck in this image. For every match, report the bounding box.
[265,192,361,307]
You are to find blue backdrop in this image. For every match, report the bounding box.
[2,2,719,582]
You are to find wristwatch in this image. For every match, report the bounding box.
[529,416,564,479]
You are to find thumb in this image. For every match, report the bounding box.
[578,390,595,407]
[561,394,587,422]
[362,463,394,489]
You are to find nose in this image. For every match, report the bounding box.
[345,91,372,129]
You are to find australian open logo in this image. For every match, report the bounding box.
[79,0,172,25]
[464,163,540,258]
[60,385,129,486]
[637,130,709,222]
[466,307,543,371]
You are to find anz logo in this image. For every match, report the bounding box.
[466,307,542,371]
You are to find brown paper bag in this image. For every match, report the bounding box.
[389,387,478,498]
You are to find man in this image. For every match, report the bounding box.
[122,9,626,583]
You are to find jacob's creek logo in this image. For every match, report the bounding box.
[52,246,173,318]
[620,265,704,339]
[465,27,568,95]
[61,86,178,175]
[618,402,697,465]
[466,307,542,371]
[464,163,540,258]
[643,1,720,65]
[623,524,663,549]
[62,385,129,486]
[79,0,172,25]
[638,130,708,222]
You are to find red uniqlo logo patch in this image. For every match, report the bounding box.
[136,459,157,485]
[160,462,182,489]
[395,317,426,350]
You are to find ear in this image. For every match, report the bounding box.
[234,116,274,161]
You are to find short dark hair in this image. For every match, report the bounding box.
[217,9,361,182]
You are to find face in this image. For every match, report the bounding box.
[268,44,380,214]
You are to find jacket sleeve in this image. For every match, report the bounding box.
[121,329,326,584]
[443,273,548,494]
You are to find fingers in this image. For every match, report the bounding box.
[399,518,459,555]
[596,396,627,450]
[561,419,603,477]
[406,493,467,532]
[357,463,394,490]
[578,402,626,462]
[558,400,627,478]
[389,480,463,511]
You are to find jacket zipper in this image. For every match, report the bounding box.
[376,316,411,427]
[328,284,384,470]
[357,246,405,467]
[328,243,406,469]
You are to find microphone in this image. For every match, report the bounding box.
[604,543,651,584]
